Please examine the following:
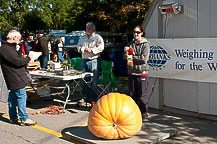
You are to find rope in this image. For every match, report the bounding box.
[148,78,158,100]
[28,105,65,115]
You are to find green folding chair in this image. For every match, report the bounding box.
[71,57,82,70]
[97,60,119,98]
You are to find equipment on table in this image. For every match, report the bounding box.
[27,61,40,71]
[30,70,93,109]
[54,69,83,76]
[50,62,61,70]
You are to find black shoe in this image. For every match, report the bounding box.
[142,113,149,119]
[10,118,19,124]
[26,100,32,106]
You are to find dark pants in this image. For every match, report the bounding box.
[39,55,48,69]
[128,74,149,114]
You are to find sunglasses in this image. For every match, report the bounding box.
[133,31,141,34]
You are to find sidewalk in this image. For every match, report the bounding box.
[1,78,217,143]
[1,96,217,144]
[1,98,217,144]
[117,77,217,143]
[148,108,217,144]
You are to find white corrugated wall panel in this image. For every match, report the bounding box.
[188,81,198,112]
[163,79,172,107]
[163,79,181,108]
[198,82,210,114]
[145,17,154,37]
[209,0,217,37]
[145,4,159,38]
[152,6,159,38]
[198,0,210,37]
[187,0,198,37]
[209,83,217,115]
[163,79,189,110]
[176,0,188,37]
[170,80,180,109]
[179,80,189,110]
[144,0,217,116]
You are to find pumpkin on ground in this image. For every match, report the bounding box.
[88,93,142,139]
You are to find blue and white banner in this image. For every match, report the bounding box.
[147,38,217,83]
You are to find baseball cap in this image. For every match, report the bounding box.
[36,31,43,34]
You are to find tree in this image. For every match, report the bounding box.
[0,0,152,38]
[70,0,152,33]
[0,0,33,38]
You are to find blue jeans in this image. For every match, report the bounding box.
[57,51,64,62]
[8,88,28,122]
[39,55,48,69]
[48,53,51,61]
[81,58,100,101]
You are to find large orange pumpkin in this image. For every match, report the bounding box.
[88,93,142,139]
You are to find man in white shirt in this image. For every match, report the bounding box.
[77,22,104,104]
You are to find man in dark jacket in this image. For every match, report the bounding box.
[36,31,49,69]
[0,30,37,126]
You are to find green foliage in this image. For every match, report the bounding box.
[0,0,152,39]
[70,0,152,33]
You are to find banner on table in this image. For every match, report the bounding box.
[147,38,217,83]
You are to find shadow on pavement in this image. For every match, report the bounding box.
[149,108,217,144]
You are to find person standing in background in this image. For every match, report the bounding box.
[48,41,52,61]
[35,31,49,69]
[124,25,150,119]
[21,33,35,56]
[56,39,64,62]
[77,22,104,104]
[0,30,37,126]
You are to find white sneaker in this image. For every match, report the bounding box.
[21,119,37,126]
[78,98,85,103]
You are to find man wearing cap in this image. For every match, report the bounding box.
[21,33,35,55]
[36,31,49,69]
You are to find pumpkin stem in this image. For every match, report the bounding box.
[112,123,118,129]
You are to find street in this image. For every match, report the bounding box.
[0,82,217,144]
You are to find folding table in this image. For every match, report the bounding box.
[29,70,93,109]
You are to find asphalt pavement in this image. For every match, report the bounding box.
[0,80,217,144]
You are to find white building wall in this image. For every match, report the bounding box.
[146,0,217,38]
[145,5,159,38]
[144,0,217,115]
